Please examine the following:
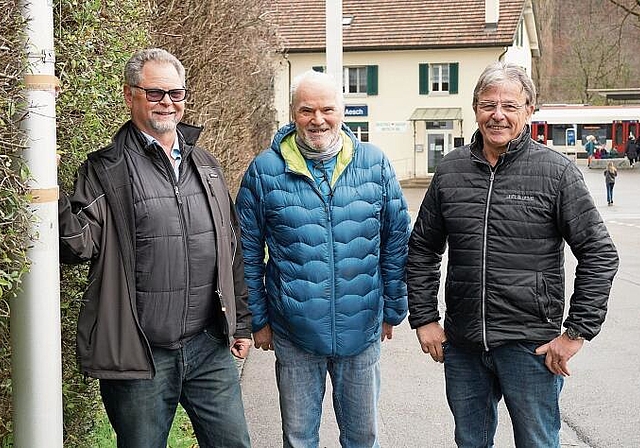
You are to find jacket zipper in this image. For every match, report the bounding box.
[293,167,338,355]
[481,167,496,351]
[540,275,553,323]
[204,171,232,326]
[326,193,337,355]
[159,147,191,342]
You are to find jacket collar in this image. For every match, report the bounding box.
[101,121,204,162]
[470,124,532,164]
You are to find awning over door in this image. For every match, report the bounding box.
[409,107,462,121]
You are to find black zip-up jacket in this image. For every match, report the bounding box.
[407,127,618,351]
[59,121,250,379]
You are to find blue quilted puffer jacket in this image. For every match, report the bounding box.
[236,123,410,356]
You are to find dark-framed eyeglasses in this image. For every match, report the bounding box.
[130,85,188,102]
[476,101,527,114]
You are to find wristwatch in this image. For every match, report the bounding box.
[565,327,585,341]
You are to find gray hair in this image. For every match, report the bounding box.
[124,48,186,86]
[290,70,345,110]
[472,61,536,109]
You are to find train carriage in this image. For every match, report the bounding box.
[531,105,640,159]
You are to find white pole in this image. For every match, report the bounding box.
[326,0,343,92]
[12,0,63,446]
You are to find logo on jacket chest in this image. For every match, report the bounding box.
[505,193,536,202]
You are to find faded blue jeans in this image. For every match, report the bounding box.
[443,341,563,448]
[100,328,250,448]
[273,333,381,448]
[606,182,615,204]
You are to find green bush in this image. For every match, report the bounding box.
[0,0,30,444]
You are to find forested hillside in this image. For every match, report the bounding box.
[534,0,640,104]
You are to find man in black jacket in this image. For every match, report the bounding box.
[407,61,618,448]
[58,48,251,447]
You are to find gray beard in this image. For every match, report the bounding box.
[149,119,177,134]
[296,133,342,162]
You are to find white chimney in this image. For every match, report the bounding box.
[485,0,499,27]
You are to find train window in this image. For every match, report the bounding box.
[578,124,608,145]
[550,124,573,145]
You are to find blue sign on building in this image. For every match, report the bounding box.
[345,105,368,117]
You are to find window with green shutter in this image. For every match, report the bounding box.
[366,65,378,96]
[421,62,459,94]
[342,66,378,96]
[449,63,459,94]
[419,63,429,95]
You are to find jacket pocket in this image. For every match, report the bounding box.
[535,272,552,323]
[536,271,564,324]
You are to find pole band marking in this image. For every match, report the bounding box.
[24,74,60,91]
[29,187,59,203]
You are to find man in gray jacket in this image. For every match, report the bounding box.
[58,48,251,448]
[407,61,618,448]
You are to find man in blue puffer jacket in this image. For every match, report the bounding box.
[236,70,410,448]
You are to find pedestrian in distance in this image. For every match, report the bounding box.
[58,48,252,448]
[625,133,637,167]
[406,61,619,448]
[605,161,618,205]
[585,134,597,166]
[236,69,411,448]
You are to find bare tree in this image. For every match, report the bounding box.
[608,0,640,22]
[535,0,640,104]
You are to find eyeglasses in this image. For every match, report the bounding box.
[476,101,527,114]
[130,85,188,102]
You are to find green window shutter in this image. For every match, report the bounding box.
[449,62,459,94]
[366,65,378,95]
[419,63,429,95]
[312,66,324,72]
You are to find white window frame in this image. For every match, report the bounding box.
[430,64,450,93]
[343,66,367,94]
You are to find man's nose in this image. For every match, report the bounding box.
[311,110,325,123]
[159,92,173,105]
[491,107,506,119]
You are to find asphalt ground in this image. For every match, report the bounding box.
[239,159,640,447]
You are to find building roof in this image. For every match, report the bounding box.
[588,88,640,103]
[270,0,528,53]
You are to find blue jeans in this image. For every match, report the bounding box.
[273,334,381,448]
[606,182,615,203]
[443,341,563,448]
[100,328,250,448]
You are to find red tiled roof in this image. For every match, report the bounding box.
[269,0,525,52]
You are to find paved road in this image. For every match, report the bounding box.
[240,161,640,447]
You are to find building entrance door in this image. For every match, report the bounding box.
[427,132,450,173]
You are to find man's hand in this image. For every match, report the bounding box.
[535,333,584,376]
[381,322,394,341]
[231,338,252,359]
[253,324,274,351]
[416,322,447,363]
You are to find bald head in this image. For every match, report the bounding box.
[290,70,345,114]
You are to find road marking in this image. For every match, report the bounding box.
[607,220,640,229]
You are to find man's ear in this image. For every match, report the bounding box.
[123,85,133,109]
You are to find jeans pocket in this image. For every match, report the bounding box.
[203,327,227,346]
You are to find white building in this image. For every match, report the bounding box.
[270,0,540,179]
